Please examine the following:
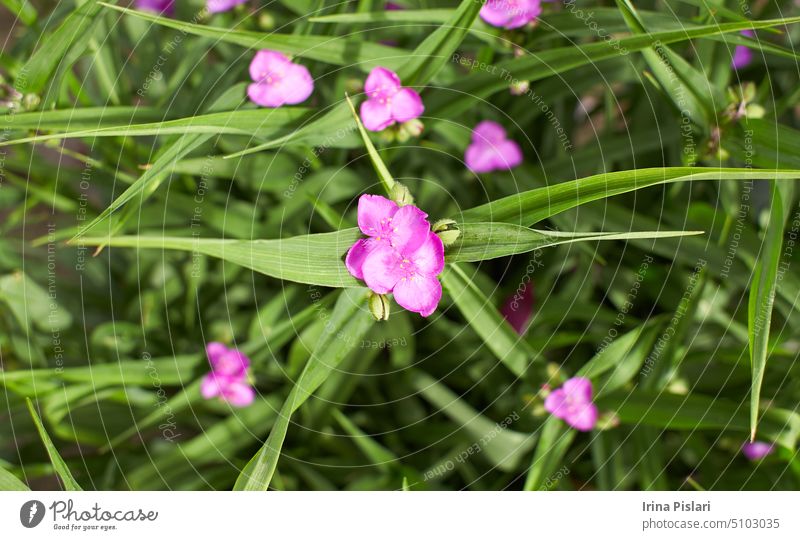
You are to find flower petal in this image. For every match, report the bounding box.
[357,194,398,237]
[566,402,598,431]
[465,141,500,173]
[364,67,402,100]
[393,273,442,317]
[200,373,222,399]
[361,244,405,294]
[205,341,227,364]
[391,87,424,123]
[563,377,594,402]
[472,120,506,144]
[408,232,444,275]
[213,349,249,377]
[222,380,256,407]
[543,389,567,417]
[249,50,290,82]
[278,63,314,105]
[389,204,429,252]
[360,98,395,131]
[207,0,247,14]
[345,238,374,280]
[495,140,523,170]
[248,81,289,108]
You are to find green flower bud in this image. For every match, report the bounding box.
[432,219,460,246]
[390,182,414,207]
[22,93,40,111]
[368,292,390,321]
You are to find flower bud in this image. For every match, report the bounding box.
[509,80,530,96]
[368,292,390,321]
[397,118,424,141]
[390,182,414,207]
[257,12,275,30]
[22,93,40,111]
[432,218,460,246]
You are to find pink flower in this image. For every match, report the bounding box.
[247,50,314,108]
[200,342,255,407]
[345,194,444,317]
[359,67,424,132]
[135,0,174,15]
[480,0,542,30]
[731,30,754,70]
[501,282,534,334]
[465,120,523,173]
[544,377,598,431]
[207,0,248,13]
[741,441,774,461]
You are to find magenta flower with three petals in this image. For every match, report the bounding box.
[346,194,444,317]
[501,282,534,335]
[135,0,174,15]
[207,0,248,13]
[480,0,542,30]
[544,377,598,431]
[359,67,424,132]
[731,30,755,70]
[200,342,255,407]
[741,441,774,461]
[465,120,523,173]
[247,50,314,108]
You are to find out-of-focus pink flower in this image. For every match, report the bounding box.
[247,50,314,107]
[465,120,523,173]
[345,194,444,317]
[360,67,424,132]
[544,377,598,431]
[502,282,534,334]
[732,30,754,70]
[200,342,255,407]
[135,0,174,15]
[385,1,404,9]
[480,0,542,29]
[741,441,774,461]
[208,0,248,13]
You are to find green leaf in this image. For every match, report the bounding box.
[394,0,483,87]
[0,464,29,491]
[20,0,110,101]
[0,107,310,147]
[598,391,800,449]
[226,0,483,158]
[100,3,406,71]
[77,229,363,288]
[345,94,395,194]
[25,398,82,491]
[410,370,534,472]
[72,83,250,242]
[441,263,536,377]
[748,181,793,441]
[447,223,703,263]
[426,16,800,120]
[460,167,800,226]
[234,289,374,490]
[2,106,163,130]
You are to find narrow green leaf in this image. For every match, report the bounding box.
[25,398,82,491]
[441,263,536,377]
[77,229,363,288]
[460,167,800,226]
[410,370,534,471]
[447,222,702,262]
[748,181,793,441]
[0,465,29,491]
[345,93,395,195]
[0,107,310,147]
[100,3,406,71]
[234,289,374,490]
